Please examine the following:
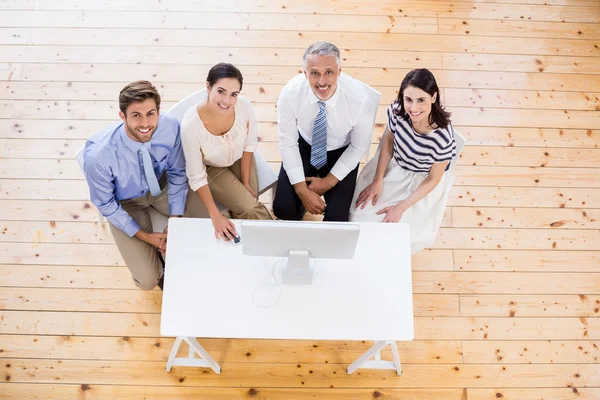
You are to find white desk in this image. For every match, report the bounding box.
[160,218,414,374]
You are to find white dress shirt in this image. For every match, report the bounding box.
[277,72,379,185]
[181,93,258,191]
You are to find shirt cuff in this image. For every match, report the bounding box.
[286,166,306,185]
[169,202,186,216]
[189,177,208,192]
[329,163,351,182]
[122,218,141,238]
[244,143,258,152]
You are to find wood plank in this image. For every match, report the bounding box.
[460,294,600,317]
[416,317,600,340]
[0,46,443,69]
[439,18,600,40]
[0,0,33,10]
[450,107,600,130]
[454,127,600,149]
[458,147,600,168]
[0,243,123,266]
[0,384,466,400]
[413,271,600,294]
[453,167,600,188]
[20,63,600,92]
[3,310,600,340]
[30,0,600,23]
[468,388,600,400]
[434,227,600,250]
[0,119,108,139]
[463,340,600,364]
[22,28,600,58]
[0,28,29,45]
[0,159,83,179]
[454,250,600,272]
[443,54,600,75]
[450,186,600,208]
[0,287,460,316]
[0,220,113,244]
[0,179,90,200]
[0,10,439,33]
[0,334,463,364]
[445,88,600,111]
[451,207,600,229]
[0,62,21,80]
[0,100,13,118]
[4,139,86,159]
[0,199,98,222]
[0,265,133,288]
[2,357,600,387]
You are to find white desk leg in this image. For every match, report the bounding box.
[165,336,183,372]
[184,337,221,374]
[347,341,402,375]
[164,336,221,374]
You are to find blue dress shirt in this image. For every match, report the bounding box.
[84,114,188,237]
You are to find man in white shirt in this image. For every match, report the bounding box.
[273,42,380,221]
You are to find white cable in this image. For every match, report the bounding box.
[251,258,285,308]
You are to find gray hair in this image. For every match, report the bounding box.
[302,42,341,69]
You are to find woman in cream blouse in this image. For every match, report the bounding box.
[181,63,272,241]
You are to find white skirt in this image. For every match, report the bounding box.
[350,152,454,254]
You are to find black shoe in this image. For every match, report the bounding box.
[158,274,164,291]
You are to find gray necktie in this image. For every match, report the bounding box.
[139,143,161,196]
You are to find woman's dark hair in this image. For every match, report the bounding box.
[394,68,451,129]
[206,63,243,91]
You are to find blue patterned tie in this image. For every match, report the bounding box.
[310,101,327,169]
[139,143,162,196]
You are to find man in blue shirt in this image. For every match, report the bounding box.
[84,81,206,290]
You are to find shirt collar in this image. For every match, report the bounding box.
[307,81,341,108]
[118,121,155,152]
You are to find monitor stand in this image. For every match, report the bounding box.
[282,250,313,285]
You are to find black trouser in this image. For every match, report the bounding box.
[273,136,359,222]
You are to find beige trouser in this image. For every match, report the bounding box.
[206,158,273,220]
[109,176,209,290]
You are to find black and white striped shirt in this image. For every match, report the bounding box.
[387,101,456,173]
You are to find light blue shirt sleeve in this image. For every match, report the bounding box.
[84,154,141,238]
[166,123,188,216]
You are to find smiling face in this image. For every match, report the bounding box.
[119,98,159,143]
[304,54,341,101]
[402,85,437,125]
[206,77,241,113]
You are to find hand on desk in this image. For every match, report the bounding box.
[211,213,238,241]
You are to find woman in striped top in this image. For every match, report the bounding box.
[350,69,457,254]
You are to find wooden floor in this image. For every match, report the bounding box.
[1,0,600,399]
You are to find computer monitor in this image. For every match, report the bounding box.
[241,220,361,285]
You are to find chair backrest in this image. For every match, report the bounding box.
[165,89,207,122]
[75,145,86,176]
[359,82,382,162]
[450,129,466,172]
